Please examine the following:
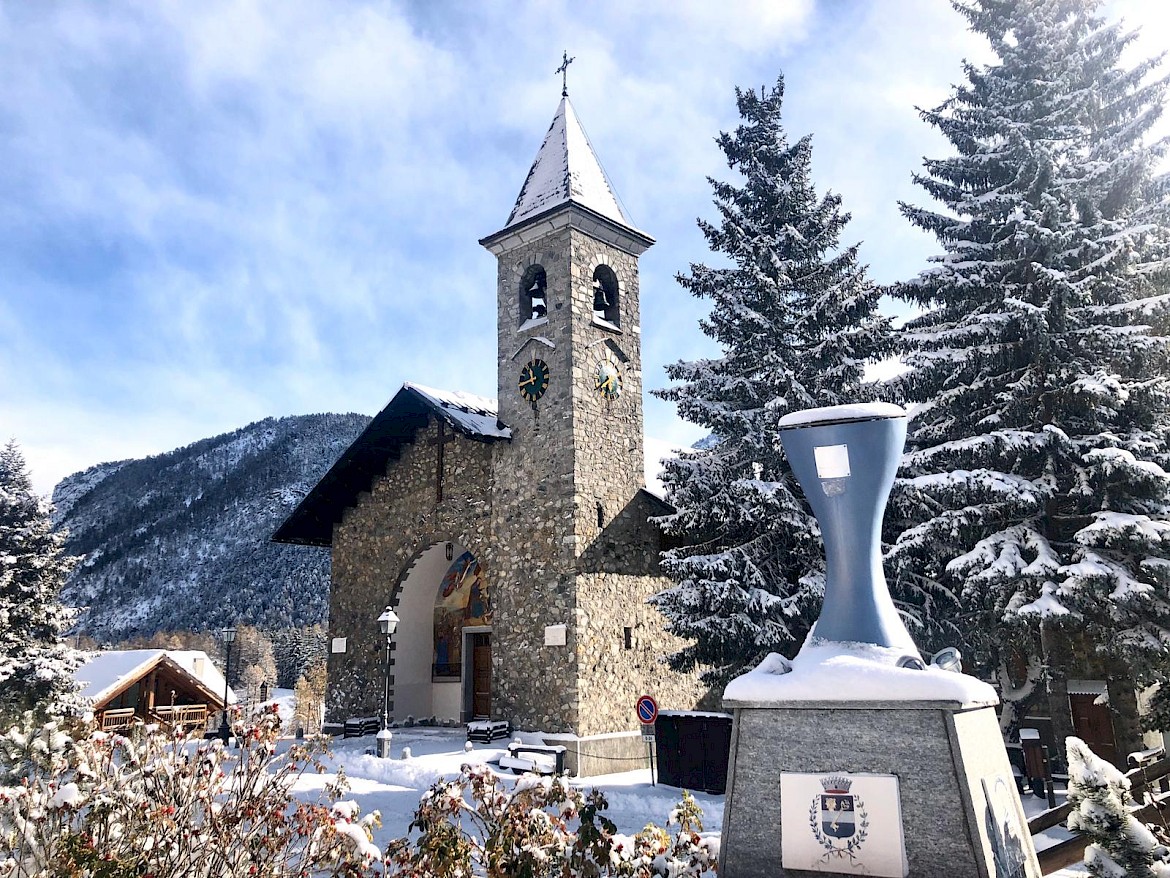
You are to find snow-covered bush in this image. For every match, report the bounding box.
[384,763,717,878]
[1066,736,1170,877]
[0,707,380,877]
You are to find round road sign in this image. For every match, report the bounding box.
[636,694,659,725]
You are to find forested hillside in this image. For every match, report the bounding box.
[53,413,369,641]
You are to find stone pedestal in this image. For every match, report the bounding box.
[719,698,1041,878]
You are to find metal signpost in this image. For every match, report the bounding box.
[637,695,658,786]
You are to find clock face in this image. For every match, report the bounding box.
[518,359,550,402]
[594,360,623,400]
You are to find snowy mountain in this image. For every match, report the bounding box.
[53,414,370,641]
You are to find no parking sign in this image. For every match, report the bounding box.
[637,694,658,741]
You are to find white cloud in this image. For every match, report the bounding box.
[3,0,1167,496]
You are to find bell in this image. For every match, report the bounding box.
[592,278,611,312]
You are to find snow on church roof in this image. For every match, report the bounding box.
[502,97,641,234]
[404,382,509,439]
[273,383,515,547]
[273,381,677,547]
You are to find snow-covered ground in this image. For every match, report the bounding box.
[289,725,724,853]
[248,688,721,850]
[258,690,1085,875]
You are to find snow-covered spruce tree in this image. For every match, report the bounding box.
[652,76,894,687]
[1065,736,1170,877]
[885,0,1170,730]
[0,441,83,724]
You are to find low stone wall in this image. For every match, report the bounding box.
[540,730,649,778]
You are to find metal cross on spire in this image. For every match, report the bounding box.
[555,50,575,97]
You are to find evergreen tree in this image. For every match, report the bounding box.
[273,624,328,689]
[1065,736,1170,877]
[652,76,894,687]
[885,0,1170,728]
[0,441,83,724]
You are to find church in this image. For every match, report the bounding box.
[274,83,706,775]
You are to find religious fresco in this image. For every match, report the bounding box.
[433,551,491,677]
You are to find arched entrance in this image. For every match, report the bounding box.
[390,541,491,722]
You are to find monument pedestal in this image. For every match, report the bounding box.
[719,696,1041,878]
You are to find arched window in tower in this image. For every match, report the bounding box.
[592,265,620,327]
[519,265,548,325]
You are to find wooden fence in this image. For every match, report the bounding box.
[153,704,209,730]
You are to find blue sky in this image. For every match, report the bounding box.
[2,0,1166,496]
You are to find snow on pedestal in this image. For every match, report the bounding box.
[776,402,907,429]
[723,640,998,708]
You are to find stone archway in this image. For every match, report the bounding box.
[387,540,491,723]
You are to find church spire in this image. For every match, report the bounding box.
[498,95,641,236]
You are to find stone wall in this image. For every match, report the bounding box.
[1038,629,1148,767]
[326,420,495,722]
[576,492,707,736]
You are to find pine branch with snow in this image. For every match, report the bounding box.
[652,75,898,686]
[1065,736,1170,877]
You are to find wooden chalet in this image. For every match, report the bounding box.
[75,649,237,732]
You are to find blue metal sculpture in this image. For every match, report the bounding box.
[778,404,918,652]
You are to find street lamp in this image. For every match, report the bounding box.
[217,626,237,743]
[376,606,399,758]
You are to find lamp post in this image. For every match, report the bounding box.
[376,605,399,758]
[217,626,236,743]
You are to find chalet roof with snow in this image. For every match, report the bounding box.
[75,649,236,708]
[272,383,512,547]
[479,97,654,255]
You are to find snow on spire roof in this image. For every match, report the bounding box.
[503,97,634,231]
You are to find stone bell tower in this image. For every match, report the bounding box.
[479,92,698,757]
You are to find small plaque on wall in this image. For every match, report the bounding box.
[330,637,347,654]
[780,772,907,877]
[544,624,567,647]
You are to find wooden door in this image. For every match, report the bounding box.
[472,634,491,718]
[1069,693,1118,766]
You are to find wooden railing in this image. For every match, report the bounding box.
[153,704,208,729]
[1029,754,1170,874]
[97,707,136,731]
[97,705,210,733]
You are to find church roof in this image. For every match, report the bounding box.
[501,97,644,236]
[272,383,511,547]
[273,380,679,548]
